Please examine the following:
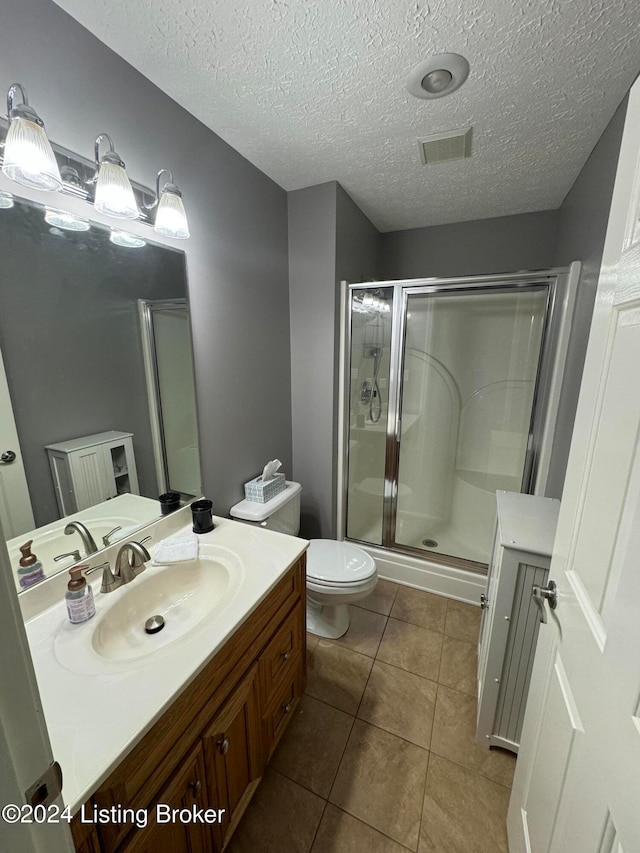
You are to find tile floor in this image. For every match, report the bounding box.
[227,581,516,853]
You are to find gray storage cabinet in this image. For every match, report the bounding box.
[476,490,560,753]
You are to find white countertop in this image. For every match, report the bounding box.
[23,509,308,814]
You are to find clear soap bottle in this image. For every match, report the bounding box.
[65,566,96,624]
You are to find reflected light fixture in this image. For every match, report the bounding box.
[44,207,90,232]
[110,228,146,248]
[2,84,62,190]
[0,191,14,209]
[147,169,189,239]
[93,133,138,219]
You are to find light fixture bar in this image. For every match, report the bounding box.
[0,117,155,224]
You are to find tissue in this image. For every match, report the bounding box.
[261,459,282,482]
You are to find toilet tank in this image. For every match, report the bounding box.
[229,481,301,536]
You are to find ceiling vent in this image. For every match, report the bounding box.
[418,127,472,165]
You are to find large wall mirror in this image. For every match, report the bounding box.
[0,194,201,592]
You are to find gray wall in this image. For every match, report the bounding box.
[546,95,628,496]
[288,182,380,538]
[0,0,292,518]
[380,210,559,280]
[288,183,337,538]
[0,200,186,525]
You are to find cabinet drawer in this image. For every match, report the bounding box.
[262,662,303,760]
[259,602,303,699]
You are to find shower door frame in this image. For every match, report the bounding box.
[337,267,578,572]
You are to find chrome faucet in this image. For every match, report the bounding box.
[114,540,151,585]
[64,521,99,556]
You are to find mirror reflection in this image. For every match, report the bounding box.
[0,195,201,591]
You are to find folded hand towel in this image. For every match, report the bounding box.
[153,534,199,564]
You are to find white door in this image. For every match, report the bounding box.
[0,346,34,538]
[508,81,640,850]
[0,527,74,852]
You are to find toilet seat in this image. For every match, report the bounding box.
[306,539,376,586]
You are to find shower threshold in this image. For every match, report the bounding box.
[345,536,489,576]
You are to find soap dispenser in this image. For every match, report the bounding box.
[17,540,46,589]
[65,566,96,624]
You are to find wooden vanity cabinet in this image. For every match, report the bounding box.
[71,556,306,853]
[120,745,210,853]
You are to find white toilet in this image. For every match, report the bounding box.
[229,481,377,638]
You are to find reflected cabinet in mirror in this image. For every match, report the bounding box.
[0,195,201,592]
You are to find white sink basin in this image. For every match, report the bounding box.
[92,558,232,662]
[53,546,244,673]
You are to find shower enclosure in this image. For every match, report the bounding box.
[339,271,575,572]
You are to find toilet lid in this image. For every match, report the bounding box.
[307,539,376,585]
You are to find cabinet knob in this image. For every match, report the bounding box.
[281,650,291,661]
[282,702,292,713]
[218,736,230,755]
[190,780,202,796]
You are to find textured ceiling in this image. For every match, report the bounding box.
[53,0,640,232]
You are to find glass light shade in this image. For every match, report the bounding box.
[154,190,189,239]
[0,191,14,209]
[110,229,145,248]
[2,116,62,191]
[44,207,90,232]
[94,161,138,219]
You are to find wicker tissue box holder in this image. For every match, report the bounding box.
[244,472,286,503]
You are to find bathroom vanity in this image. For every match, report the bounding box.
[21,509,307,853]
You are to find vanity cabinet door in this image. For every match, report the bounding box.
[119,743,209,853]
[203,663,263,849]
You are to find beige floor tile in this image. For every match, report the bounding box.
[439,635,478,696]
[311,804,408,853]
[377,618,443,681]
[306,640,374,714]
[330,606,388,658]
[390,586,447,633]
[444,599,481,644]
[307,632,321,655]
[329,719,429,850]
[227,769,325,853]
[355,579,399,616]
[419,755,509,853]
[358,661,437,749]
[272,694,354,797]
[430,685,516,788]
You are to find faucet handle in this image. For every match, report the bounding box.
[132,539,152,577]
[86,561,121,594]
[54,549,82,563]
[102,526,122,547]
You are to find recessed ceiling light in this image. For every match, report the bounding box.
[407,53,470,100]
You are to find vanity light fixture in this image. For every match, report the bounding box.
[93,133,139,220]
[2,84,62,190]
[0,82,189,237]
[44,207,90,232]
[145,169,190,239]
[110,228,146,248]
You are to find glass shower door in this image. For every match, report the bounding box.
[345,287,393,545]
[392,286,548,566]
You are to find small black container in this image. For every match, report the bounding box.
[191,498,214,534]
[159,491,181,515]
